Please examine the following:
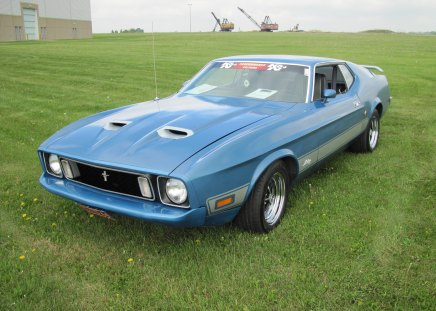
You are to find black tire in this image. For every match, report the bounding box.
[350,109,380,153]
[234,161,290,233]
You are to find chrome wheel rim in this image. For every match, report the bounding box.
[263,172,286,225]
[369,116,379,150]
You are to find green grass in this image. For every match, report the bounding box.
[0,32,435,310]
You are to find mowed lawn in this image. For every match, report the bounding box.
[0,32,435,310]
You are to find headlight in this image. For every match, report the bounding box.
[48,154,62,176]
[165,178,187,204]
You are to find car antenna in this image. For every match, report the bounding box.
[151,21,160,106]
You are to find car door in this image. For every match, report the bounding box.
[312,64,367,161]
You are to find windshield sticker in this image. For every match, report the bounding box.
[219,62,289,71]
[304,68,310,76]
[185,84,217,95]
[267,64,288,71]
[220,62,235,69]
[245,89,278,99]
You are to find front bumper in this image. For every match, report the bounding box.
[40,174,206,227]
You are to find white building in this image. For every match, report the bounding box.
[0,0,92,41]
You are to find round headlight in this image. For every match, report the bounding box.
[48,154,62,176]
[165,178,187,204]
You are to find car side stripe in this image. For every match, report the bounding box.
[318,119,367,161]
[298,150,318,173]
[298,119,368,172]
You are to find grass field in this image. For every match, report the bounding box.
[0,32,435,310]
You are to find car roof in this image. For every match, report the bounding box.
[214,55,344,67]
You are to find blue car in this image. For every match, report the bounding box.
[38,55,391,233]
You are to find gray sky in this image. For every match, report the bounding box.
[90,0,436,33]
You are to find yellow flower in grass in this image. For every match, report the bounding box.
[21,213,27,218]
[20,202,26,207]
[33,198,38,203]
[19,255,25,260]
[127,258,134,263]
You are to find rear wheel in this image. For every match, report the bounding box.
[235,161,290,233]
[351,109,380,153]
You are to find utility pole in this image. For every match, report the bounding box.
[187,3,192,32]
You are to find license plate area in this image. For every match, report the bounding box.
[79,205,115,220]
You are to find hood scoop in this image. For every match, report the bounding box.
[104,120,131,131]
[157,126,194,139]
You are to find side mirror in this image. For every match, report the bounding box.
[322,89,337,99]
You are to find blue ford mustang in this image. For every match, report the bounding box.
[38,55,390,233]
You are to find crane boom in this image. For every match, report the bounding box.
[212,22,219,32]
[211,12,221,26]
[211,12,220,32]
[237,7,261,29]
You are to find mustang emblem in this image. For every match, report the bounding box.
[101,170,110,182]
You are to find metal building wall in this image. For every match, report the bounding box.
[0,0,92,41]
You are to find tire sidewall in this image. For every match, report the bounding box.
[257,161,290,232]
[367,110,380,152]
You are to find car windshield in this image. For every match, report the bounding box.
[183,61,310,103]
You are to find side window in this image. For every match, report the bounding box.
[314,64,355,100]
[338,64,354,92]
[314,65,334,100]
[315,66,333,88]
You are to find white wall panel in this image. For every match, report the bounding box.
[43,0,91,21]
[43,0,70,20]
[0,1,12,15]
[0,0,91,21]
[0,0,21,15]
[71,0,91,20]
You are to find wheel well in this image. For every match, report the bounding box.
[375,103,383,116]
[281,156,298,184]
[249,155,299,194]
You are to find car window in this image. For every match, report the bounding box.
[184,62,310,103]
[338,64,354,90]
[315,64,354,97]
[314,65,334,101]
[315,66,333,81]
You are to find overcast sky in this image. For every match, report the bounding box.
[90,0,435,33]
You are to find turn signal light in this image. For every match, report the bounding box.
[216,196,234,209]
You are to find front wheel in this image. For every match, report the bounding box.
[350,109,380,153]
[234,161,290,233]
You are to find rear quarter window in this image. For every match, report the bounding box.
[339,64,354,89]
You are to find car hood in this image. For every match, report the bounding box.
[41,95,293,174]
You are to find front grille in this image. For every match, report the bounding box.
[61,159,154,200]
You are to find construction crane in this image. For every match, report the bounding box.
[211,12,234,32]
[290,23,300,32]
[237,7,278,32]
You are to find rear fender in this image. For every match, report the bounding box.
[369,97,382,117]
[371,75,391,118]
